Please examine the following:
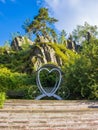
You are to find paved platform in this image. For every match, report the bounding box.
[0,100,98,130]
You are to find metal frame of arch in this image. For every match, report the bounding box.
[35,64,62,100]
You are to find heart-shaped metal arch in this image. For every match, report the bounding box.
[36,66,62,99]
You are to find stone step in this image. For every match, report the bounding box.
[0,100,98,130]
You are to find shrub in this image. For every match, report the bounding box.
[62,38,98,100]
[0,92,6,108]
[0,67,37,99]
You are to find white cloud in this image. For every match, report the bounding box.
[44,0,98,33]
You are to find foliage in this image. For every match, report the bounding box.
[39,69,58,88]
[0,37,98,100]
[48,43,78,65]
[0,92,6,108]
[59,30,67,44]
[0,67,37,98]
[0,40,79,99]
[0,47,32,73]
[1,9,98,100]
[62,38,98,100]
[72,22,98,44]
[23,8,58,42]
[21,36,31,50]
[28,85,40,99]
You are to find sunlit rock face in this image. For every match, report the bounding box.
[10,36,77,73]
[30,43,62,70]
[11,36,34,51]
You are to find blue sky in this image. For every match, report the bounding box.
[0,0,41,46]
[1,0,98,46]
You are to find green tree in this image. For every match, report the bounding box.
[22,18,32,39]
[23,8,58,42]
[63,37,98,99]
[72,22,98,44]
[59,30,67,44]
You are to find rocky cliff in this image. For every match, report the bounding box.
[30,43,63,70]
[11,36,34,51]
[2,36,77,73]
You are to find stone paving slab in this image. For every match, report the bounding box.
[0,100,98,130]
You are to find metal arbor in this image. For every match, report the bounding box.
[36,64,62,100]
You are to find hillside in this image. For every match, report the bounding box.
[0,36,98,100]
[0,36,77,73]
[0,36,78,99]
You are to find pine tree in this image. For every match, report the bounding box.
[23,8,58,42]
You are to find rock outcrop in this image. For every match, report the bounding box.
[66,34,81,52]
[29,43,63,71]
[35,35,54,43]
[11,36,34,51]
[9,36,77,73]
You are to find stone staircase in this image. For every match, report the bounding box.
[0,100,98,130]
